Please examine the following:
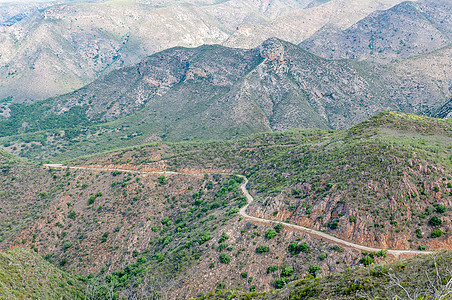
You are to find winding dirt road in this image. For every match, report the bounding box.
[45,164,433,257]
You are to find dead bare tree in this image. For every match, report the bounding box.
[84,275,115,300]
[387,253,452,300]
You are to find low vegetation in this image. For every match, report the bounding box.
[0,248,85,299]
[194,250,452,299]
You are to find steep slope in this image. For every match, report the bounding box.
[0,0,406,102]
[383,45,452,113]
[428,98,452,119]
[0,248,85,300]
[1,39,450,162]
[300,0,452,60]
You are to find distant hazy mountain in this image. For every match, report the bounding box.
[0,38,450,161]
[223,0,408,48]
[300,0,452,60]
[0,0,406,102]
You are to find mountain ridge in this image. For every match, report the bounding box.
[0,38,450,162]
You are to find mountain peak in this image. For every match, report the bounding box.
[259,38,286,62]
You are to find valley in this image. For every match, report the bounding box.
[1,112,450,298]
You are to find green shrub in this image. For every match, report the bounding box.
[101,232,109,243]
[429,216,442,226]
[319,253,327,261]
[266,229,278,239]
[436,204,446,214]
[281,266,294,277]
[219,253,231,264]
[308,265,321,278]
[331,245,344,253]
[418,244,426,251]
[360,256,374,266]
[60,258,67,266]
[158,175,167,185]
[349,215,357,223]
[376,250,387,258]
[327,219,339,230]
[289,242,310,254]
[431,229,443,238]
[198,232,212,245]
[241,272,248,278]
[68,210,77,220]
[62,242,72,251]
[217,282,225,289]
[256,245,270,253]
[289,280,322,299]
[274,223,283,233]
[415,228,423,238]
[218,232,229,243]
[267,266,278,273]
[274,277,289,289]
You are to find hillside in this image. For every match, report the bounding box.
[77,112,452,251]
[300,0,452,61]
[0,39,450,162]
[0,248,85,299]
[0,0,405,102]
[195,250,452,299]
[0,112,451,298]
[1,153,365,298]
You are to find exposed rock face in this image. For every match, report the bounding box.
[224,0,407,49]
[259,38,286,62]
[42,39,452,132]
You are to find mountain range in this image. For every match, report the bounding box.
[0,0,452,298]
[0,0,409,102]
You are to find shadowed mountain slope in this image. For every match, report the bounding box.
[300,0,452,60]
